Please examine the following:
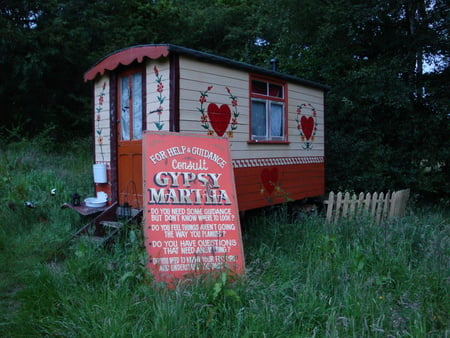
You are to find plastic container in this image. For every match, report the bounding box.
[93,163,107,183]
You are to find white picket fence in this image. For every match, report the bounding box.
[324,189,410,224]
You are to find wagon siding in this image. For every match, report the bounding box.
[233,160,325,211]
[94,75,112,163]
[175,56,325,210]
[146,58,171,132]
[178,57,249,142]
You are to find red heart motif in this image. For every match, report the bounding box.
[300,116,315,140]
[207,103,231,137]
[261,167,279,195]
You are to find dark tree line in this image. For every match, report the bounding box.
[1,0,448,200]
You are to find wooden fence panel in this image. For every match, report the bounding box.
[326,191,335,222]
[324,189,410,224]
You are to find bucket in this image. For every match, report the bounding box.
[93,163,107,183]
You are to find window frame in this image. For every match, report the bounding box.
[249,75,288,144]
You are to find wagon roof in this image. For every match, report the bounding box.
[84,44,329,91]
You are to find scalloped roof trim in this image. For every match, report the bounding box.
[84,45,170,82]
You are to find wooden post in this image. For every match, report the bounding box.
[335,192,343,223]
[325,191,335,223]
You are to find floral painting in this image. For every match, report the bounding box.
[151,66,165,131]
[296,103,318,150]
[198,85,239,138]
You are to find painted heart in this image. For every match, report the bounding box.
[261,167,279,195]
[207,103,231,137]
[300,116,315,140]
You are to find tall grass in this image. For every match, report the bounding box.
[0,138,448,337]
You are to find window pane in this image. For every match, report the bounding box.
[269,84,283,98]
[270,103,283,137]
[120,77,130,141]
[132,73,142,140]
[252,80,267,95]
[251,100,267,138]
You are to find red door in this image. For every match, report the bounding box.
[117,69,144,209]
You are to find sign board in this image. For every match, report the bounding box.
[143,132,245,284]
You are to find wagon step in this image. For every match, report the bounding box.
[86,236,105,244]
[91,207,142,246]
[100,220,124,229]
[64,203,143,249]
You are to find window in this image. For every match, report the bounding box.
[250,78,287,142]
[119,71,143,141]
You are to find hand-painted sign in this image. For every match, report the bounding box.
[143,132,245,284]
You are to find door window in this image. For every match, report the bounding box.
[119,72,143,141]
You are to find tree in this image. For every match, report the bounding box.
[0,0,447,199]
[265,0,449,199]
[0,0,159,141]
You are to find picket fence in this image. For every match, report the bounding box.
[324,189,410,224]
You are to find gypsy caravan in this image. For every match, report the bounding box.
[84,44,327,213]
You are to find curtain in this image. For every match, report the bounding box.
[120,77,130,141]
[270,103,283,137]
[132,73,142,140]
[251,100,267,138]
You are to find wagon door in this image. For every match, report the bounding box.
[117,68,145,209]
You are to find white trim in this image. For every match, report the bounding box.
[232,156,324,168]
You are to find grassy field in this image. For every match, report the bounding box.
[0,138,448,337]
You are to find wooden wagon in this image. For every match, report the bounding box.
[84,44,328,212]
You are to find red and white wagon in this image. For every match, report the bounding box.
[84,44,328,212]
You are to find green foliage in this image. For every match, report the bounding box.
[288,0,450,198]
[0,0,448,198]
[0,142,448,336]
[242,206,449,336]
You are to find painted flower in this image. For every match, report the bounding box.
[297,103,318,150]
[151,64,165,131]
[96,82,107,161]
[197,85,239,138]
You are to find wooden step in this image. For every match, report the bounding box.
[100,221,124,229]
[116,206,141,219]
[86,236,105,244]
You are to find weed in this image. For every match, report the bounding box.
[0,139,449,337]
